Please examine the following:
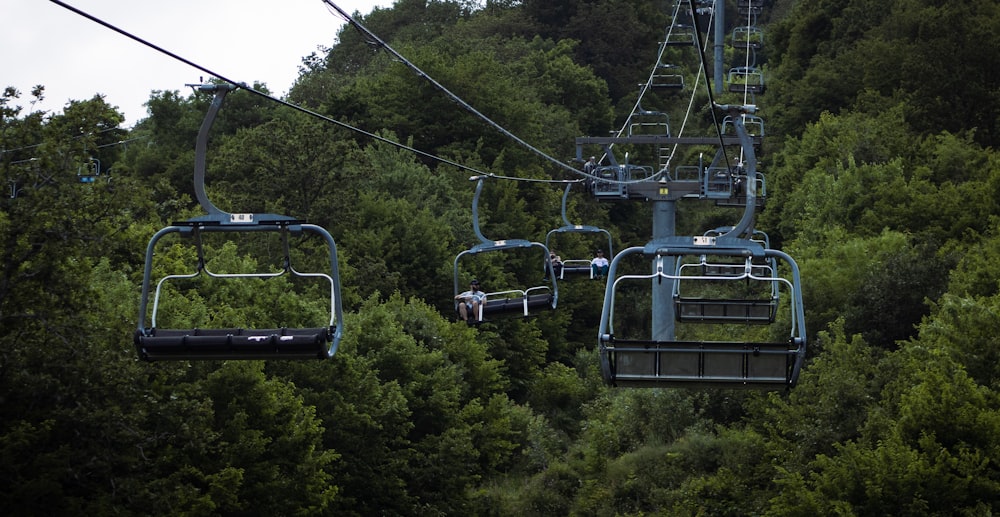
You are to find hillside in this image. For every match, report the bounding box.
[2,0,1000,514]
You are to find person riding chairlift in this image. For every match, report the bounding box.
[455,279,487,324]
[591,249,610,279]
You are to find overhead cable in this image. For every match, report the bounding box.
[48,0,489,177]
[687,0,733,174]
[320,0,588,181]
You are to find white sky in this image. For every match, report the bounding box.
[2,0,394,127]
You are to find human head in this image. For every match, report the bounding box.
[470,279,480,291]
[596,249,604,256]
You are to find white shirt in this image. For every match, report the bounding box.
[591,256,609,267]
[458,289,486,304]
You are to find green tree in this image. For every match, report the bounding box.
[767,0,1000,148]
[757,322,888,467]
[770,346,1000,515]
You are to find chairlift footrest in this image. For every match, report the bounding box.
[601,339,796,389]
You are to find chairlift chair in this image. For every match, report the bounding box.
[663,24,696,46]
[650,64,685,89]
[134,83,344,361]
[545,183,614,279]
[728,66,765,93]
[78,157,101,183]
[722,114,764,138]
[628,105,671,137]
[672,252,779,324]
[453,176,557,322]
[737,0,764,17]
[597,236,806,389]
[731,26,764,49]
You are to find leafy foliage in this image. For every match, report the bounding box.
[5,0,1000,514]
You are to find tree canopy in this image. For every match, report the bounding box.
[4,0,1000,514]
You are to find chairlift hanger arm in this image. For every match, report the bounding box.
[555,183,608,232]
[545,183,615,261]
[462,176,549,252]
[710,103,759,238]
[192,83,238,218]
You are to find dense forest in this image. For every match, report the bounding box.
[3,0,1000,514]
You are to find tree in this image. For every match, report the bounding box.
[770,346,1000,515]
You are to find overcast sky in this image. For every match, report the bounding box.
[3,0,393,127]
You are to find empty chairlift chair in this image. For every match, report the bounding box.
[650,64,685,90]
[672,243,779,324]
[134,83,344,361]
[737,0,764,17]
[731,26,764,50]
[728,66,765,93]
[597,236,806,389]
[663,23,696,47]
[628,105,671,137]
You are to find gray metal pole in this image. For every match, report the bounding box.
[713,0,725,94]
[651,200,676,341]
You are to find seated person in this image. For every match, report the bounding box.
[591,249,610,279]
[455,279,487,323]
[547,251,564,279]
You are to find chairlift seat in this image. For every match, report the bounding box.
[597,243,807,389]
[559,259,593,278]
[727,67,766,93]
[674,257,779,323]
[136,327,333,361]
[135,219,343,361]
[651,64,685,89]
[663,24,696,46]
[476,288,554,319]
[731,26,764,49]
